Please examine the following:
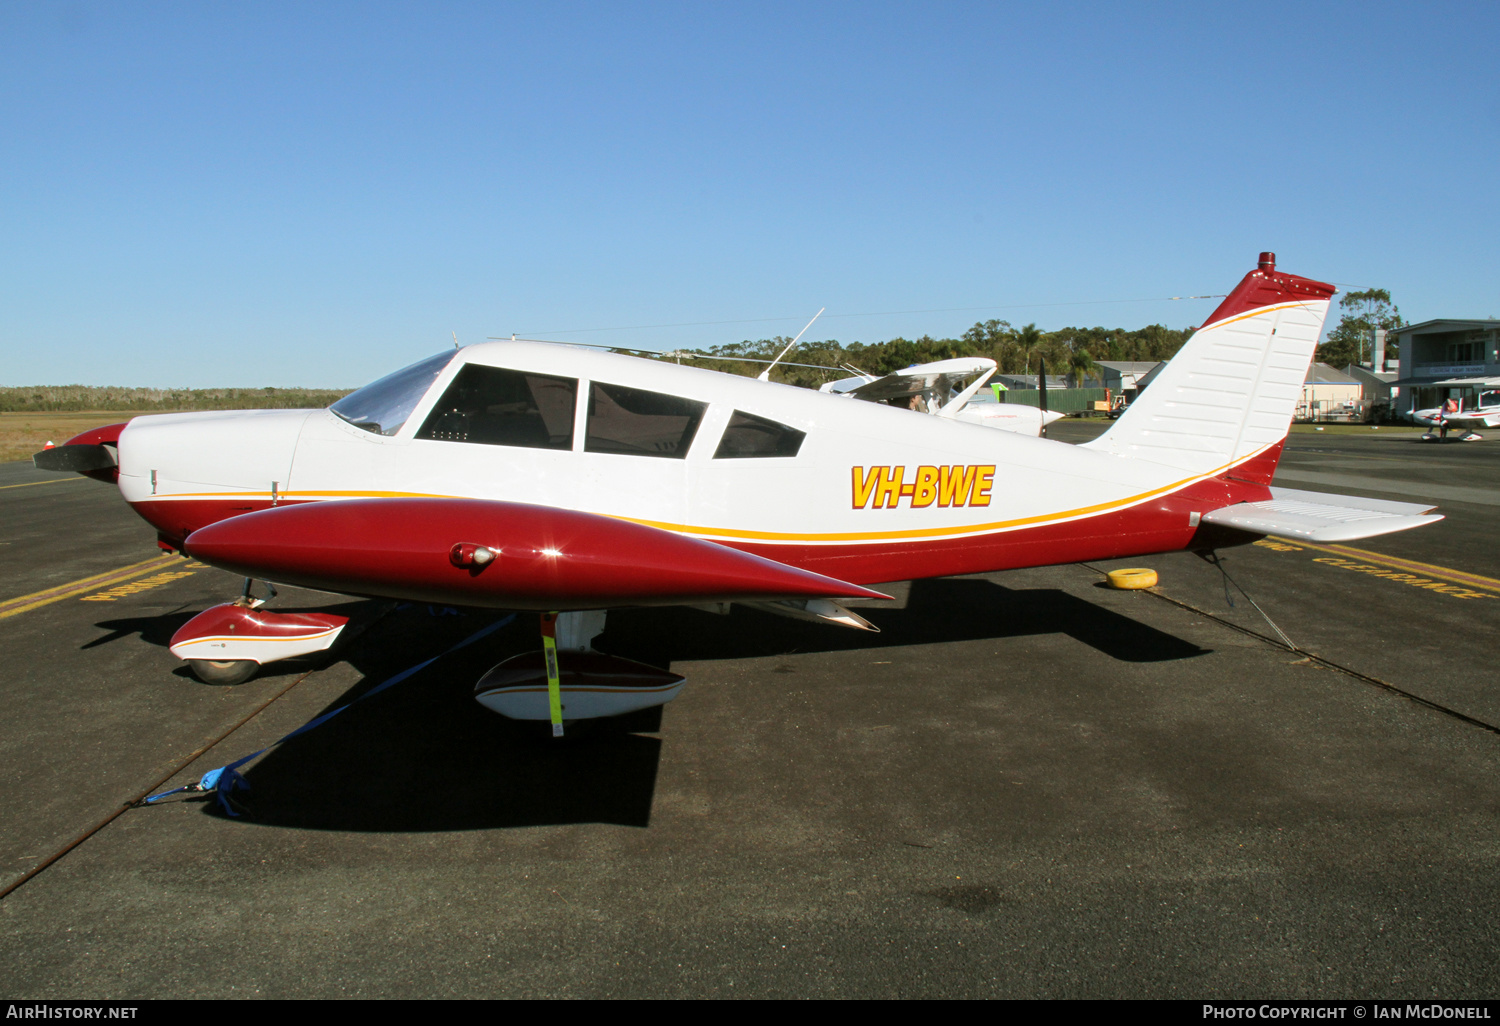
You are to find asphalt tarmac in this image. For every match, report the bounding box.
[2,426,1499,999]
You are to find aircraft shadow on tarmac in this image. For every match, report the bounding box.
[137,577,1207,833]
[602,577,1208,666]
[83,608,201,650]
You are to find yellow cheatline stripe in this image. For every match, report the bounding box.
[1199,299,1327,332]
[634,444,1274,544]
[0,554,181,620]
[0,477,86,491]
[1270,537,1500,595]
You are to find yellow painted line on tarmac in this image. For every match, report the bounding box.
[0,554,183,620]
[1257,537,1499,600]
[78,566,205,602]
[0,477,84,491]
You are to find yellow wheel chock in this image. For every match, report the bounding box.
[1106,567,1158,590]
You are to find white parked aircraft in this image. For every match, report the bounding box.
[1411,391,1500,440]
[36,253,1442,730]
[819,357,1066,436]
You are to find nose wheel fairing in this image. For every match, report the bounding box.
[169,603,350,675]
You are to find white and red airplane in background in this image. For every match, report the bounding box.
[37,253,1442,730]
[818,356,1067,436]
[1411,391,1500,441]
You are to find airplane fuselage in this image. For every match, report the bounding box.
[116,341,1271,588]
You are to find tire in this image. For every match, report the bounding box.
[188,659,259,685]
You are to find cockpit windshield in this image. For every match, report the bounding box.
[330,351,454,436]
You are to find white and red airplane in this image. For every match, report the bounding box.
[37,253,1442,730]
[1411,391,1500,441]
[818,356,1066,436]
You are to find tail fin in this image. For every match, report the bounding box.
[1084,253,1335,474]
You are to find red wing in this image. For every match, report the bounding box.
[183,497,889,610]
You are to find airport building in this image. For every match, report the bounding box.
[994,373,1071,391]
[1343,364,1397,404]
[1391,319,1500,415]
[1094,361,1160,396]
[1297,363,1363,421]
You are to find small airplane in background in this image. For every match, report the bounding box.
[36,253,1443,736]
[819,357,1066,437]
[1411,391,1500,441]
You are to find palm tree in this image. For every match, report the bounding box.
[1016,323,1042,377]
[1068,348,1097,388]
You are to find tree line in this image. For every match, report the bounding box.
[0,385,353,413]
[654,285,1406,387]
[649,320,1199,388]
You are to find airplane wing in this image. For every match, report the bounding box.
[1413,409,1500,428]
[1199,486,1441,543]
[845,358,997,404]
[1447,413,1500,428]
[951,402,1065,436]
[180,496,891,610]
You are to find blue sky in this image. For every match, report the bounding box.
[3,1,1496,387]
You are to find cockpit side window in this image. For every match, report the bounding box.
[330,351,454,436]
[416,365,577,449]
[713,410,805,458]
[585,382,706,458]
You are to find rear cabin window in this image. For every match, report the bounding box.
[585,382,706,458]
[713,410,806,459]
[416,365,577,449]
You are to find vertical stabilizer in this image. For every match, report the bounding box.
[1083,253,1335,474]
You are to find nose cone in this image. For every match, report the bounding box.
[117,408,315,542]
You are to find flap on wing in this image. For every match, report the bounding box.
[1202,490,1443,543]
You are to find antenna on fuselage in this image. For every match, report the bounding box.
[453,331,460,350]
[757,308,825,382]
[1038,357,1050,438]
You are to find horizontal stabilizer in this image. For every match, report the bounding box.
[1201,487,1442,542]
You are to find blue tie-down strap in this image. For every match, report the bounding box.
[142,614,516,816]
[137,759,253,816]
